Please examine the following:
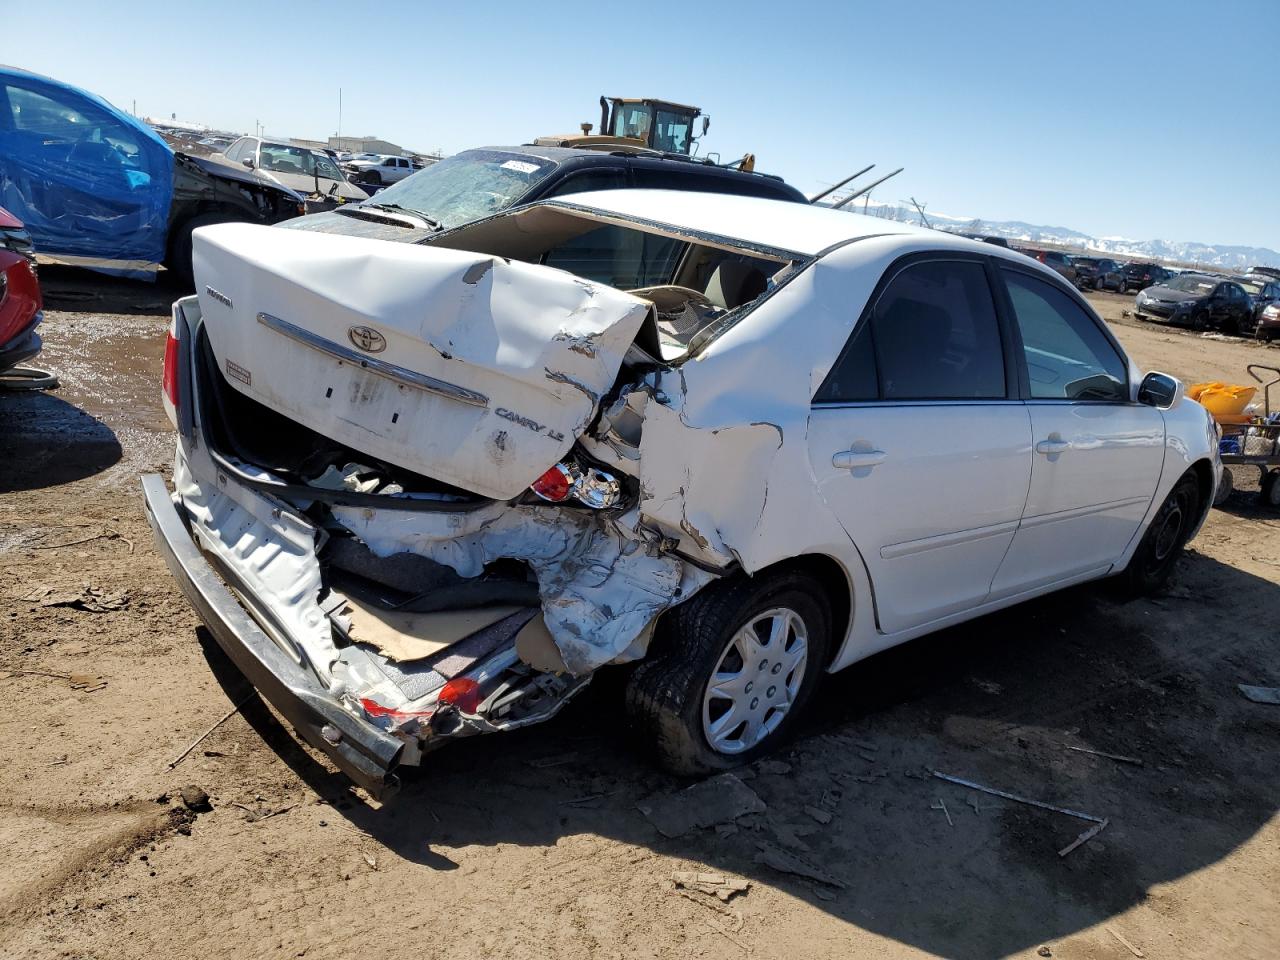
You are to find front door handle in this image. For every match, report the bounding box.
[833,449,887,470]
[1035,438,1072,456]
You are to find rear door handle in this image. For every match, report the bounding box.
[833,449,887,470]
[1035,438,1072,456]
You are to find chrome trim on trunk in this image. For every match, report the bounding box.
[255,311,489,408]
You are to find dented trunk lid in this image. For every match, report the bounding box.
[191,222,652,500]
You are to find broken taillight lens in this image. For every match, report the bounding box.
[162,329,180,419]
[530,462,623,509]
[438,678,481,714]
[531,464,574,502]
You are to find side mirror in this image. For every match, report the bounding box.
[1138,371,1182,409]
[241,157,255,169]
[701,116,710,136]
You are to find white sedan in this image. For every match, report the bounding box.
[143,191,1219,796]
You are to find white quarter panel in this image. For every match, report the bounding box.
[992,402,1165,593]
[808,403,1032,632]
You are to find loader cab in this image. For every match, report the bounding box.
[600,97,706,155]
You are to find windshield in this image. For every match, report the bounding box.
[1166,276,1217,294]
[261,143,343,180]
[1236,280,1263,295]
[357,149,556,228]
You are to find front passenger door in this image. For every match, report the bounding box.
[990,267,1164,595]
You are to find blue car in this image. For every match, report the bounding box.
[0,66,304,280]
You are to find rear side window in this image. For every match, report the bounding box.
[816,259,1006,402]
[542,168,628,197]
[1002,269,1127,402]
[631,165,794,201]
[541,224,685,289]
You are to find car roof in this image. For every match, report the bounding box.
[463,144,796,188]
[539,189,969,258]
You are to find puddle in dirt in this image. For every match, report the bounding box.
[0,271,177,492]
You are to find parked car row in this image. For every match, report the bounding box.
[1134,272,1280,336]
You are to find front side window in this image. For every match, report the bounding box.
[816,259,1006,402]
[4,82,153,189]
[1002,269,1127,402]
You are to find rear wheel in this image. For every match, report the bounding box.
[624,570,831,775]
[1119,472,1200,594]
[1261,470,1280,509]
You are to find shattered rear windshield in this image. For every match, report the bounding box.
[357,149,557,228]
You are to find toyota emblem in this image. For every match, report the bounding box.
[347,325,387,353]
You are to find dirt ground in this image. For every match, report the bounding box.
[1,272,1277,960]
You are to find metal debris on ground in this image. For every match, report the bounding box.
[1057,819,1110,858]
[166,691,256,769]
[803,805,833,825]
[930,798,954,827]
[931,771,1109,857]
[1064,744,1144,766]
[31,529,131,553]
[753,842,848,889]
[637,773,766,838]
[1106,925,1145,957]
[1237,684,1280,705]
[672,871,751,903]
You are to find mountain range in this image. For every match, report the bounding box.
[834,199,1279,272]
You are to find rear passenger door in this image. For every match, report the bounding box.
[807,254,1033,634]
[990,266,1164,596]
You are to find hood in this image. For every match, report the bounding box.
[277,209,434,243]
[1143,285,1202,303]
[180,153,305,201]
[191,223,654,500]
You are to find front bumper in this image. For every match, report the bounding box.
[0,324,41,373]
[141,473,404,798]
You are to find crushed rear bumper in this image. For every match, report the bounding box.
[141,473,404,799]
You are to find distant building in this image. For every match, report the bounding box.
[327,135,404,155]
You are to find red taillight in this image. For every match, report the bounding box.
[162,330,180,409]
[438,678,481,714]
[530,464,573,502]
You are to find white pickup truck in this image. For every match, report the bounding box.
[343,155,424,186]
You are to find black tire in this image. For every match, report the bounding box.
[0,366,59,391]
[363,170,382,185]
[1213,466,1233,506]
[1119,472,1200,594]
[624,570,831,776]
[1191,310,1210,331]
[167,211,239,287]
[1261,470,1280,509]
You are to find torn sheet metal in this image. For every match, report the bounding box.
[191,222,654,500]
[331,501,711,676]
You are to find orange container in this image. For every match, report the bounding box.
[1187,382,1256,419]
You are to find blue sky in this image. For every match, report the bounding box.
[7,0,1278,248]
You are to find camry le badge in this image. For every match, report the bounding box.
[348,325,387,353]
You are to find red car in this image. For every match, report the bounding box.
[0,206,43,374]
